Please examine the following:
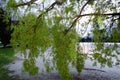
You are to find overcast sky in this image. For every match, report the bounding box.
[0,0,119,37]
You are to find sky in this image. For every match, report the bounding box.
[0,0,119,37]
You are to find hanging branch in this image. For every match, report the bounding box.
[79,0,91,15]
[78,13,120,17]
[34,1,65,32]
[37,1,65,19]
[15,0,37,7]
[15,0,65,19]
[37,1,57,19]
[65,0,91,35]
[65,0,120,35]
[15,0,120,34]
[64,13,120,35]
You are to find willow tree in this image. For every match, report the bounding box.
[6,0,120,80]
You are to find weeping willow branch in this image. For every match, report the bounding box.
[65,0,91,35]
[78,13,120,17]
[79,0,91,15]
[37,1,57,19]
[15,0,38,7]
[15,0,65,18]
[15,0,120,35]
[65,12,120,35]
[37,1,65,18]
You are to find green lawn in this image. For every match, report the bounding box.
[0,48,16,80]
[0,48,15,65]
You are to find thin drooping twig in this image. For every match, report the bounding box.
[81,16,93,36]
[37,1,57,19]
[34,1,65,33]
[15,0,37,7]
[15,0,120,34]
[15,0,65,18]
[65,12,120,35]
[37,1,64,19]
[78,13,120,17]
[31,1,64,32]
[65,0,91,35]
[79,0,91,15]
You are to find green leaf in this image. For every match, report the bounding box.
[93,53,100,59]
[7,0,17,7]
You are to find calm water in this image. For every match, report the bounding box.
[5,42,120,80]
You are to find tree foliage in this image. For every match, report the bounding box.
[0,7,12,47]
[2,0,120,79]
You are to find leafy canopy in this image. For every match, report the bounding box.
[3,0,120,79]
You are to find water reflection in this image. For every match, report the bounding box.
[6,42,120,79]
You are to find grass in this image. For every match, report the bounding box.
[0,48,15,65]
[0,47,17,80]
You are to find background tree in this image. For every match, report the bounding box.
[0,7,12,47]
[5,0,120,80]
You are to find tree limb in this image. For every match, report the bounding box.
[78,13,120,17]
[37,1,57,19]
[65,12,120,35]
[15,0,37,7]
[15,0,65,18]
[65,0,91,35]
[37,1,65,19]
[79,0,91,15]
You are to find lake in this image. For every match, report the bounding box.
[4,42,120,80]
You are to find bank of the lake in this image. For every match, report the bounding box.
[0,48,16,80]
[3,42,120,80]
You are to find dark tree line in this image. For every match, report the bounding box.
[79,36,120,42]
[0,7,12,47]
